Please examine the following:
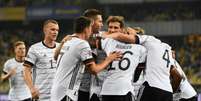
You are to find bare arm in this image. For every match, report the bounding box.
[1,68,16,81]
[170,65,182,93]
[23,64,39,99]
[103,27,137,44]
[23,64,34,90]
[85,51,122,75]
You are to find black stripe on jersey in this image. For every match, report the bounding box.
[135,35,140,44]
[42,41,56,49]
[69,64,80,90]
[83,58,94,65]
[32,67,37,85]
[137,63,146,68]
[3,70,7,74]
[97,37,102,50]
[133,63,146,82]
[23,60,34,67]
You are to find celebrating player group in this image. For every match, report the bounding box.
[1,9,197,101]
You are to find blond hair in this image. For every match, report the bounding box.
[133,27,145,35]
[106,16,125,28]
[14,41,25,48]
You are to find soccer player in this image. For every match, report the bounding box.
[82,9,105,101]
[1,41,32,101]
[97,16,147,101]
[51,16,122,101]
[104,27,182,101]
[172,51,197,101]
[23,19,59,100]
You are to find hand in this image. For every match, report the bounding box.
[61,35,74,43]
[30,87,39,99]
[107,51,123,61]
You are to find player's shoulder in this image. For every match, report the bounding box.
[74,37,88,44]
[4,58,15,67]
[70,38,90,48]
[55,42,60,46]
[30,41,43,48]
[133,44,146,50]
[161,42,172,50]
[138,35,161,44]
[5,58,15,63]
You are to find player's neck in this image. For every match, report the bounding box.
[74,33,86,40]
[43,39,56,48]
[15,56,25,63]
[93,30,99,34]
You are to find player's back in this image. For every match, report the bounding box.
[100,38,146,95]
[142,38,174,92]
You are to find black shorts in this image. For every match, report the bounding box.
[90,93,101,101]
[180,96,197,101]
[21,98,32,101]
[78,90,90,101]
[61,95,73,101]
[102,92,132,101]
[137,81,173,101]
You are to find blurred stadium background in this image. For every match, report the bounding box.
[0,0,200,100]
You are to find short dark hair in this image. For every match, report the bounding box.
[74,16,92,33]
[43,19,58,28]
[106,16,125,28]
[83,9,102,19]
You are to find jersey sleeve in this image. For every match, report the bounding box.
[3,60,11,73]
[78,41,94,62]
[24,46,37,67]
[138,35,161,44]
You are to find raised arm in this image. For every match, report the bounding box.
[103,27,138,44]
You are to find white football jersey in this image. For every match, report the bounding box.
[138,35,175,92]
[3,58,31,100]
[51,37,93,101]
[25,41,59,100]
[173,60,197,100]
[100,38,147,96]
